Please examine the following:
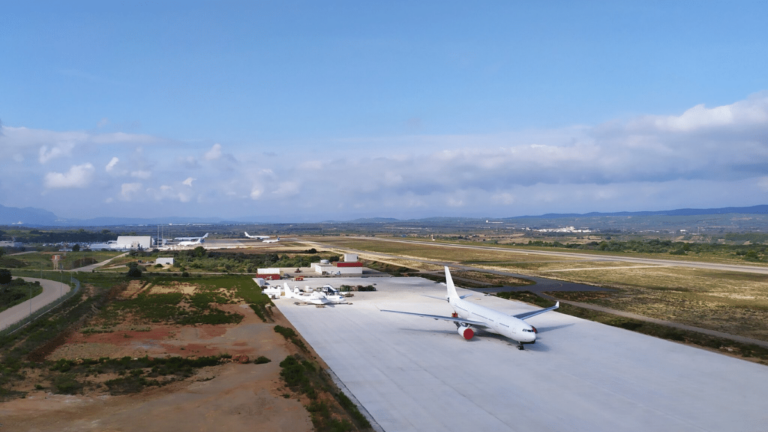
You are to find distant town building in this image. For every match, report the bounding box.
[156,257,174,266]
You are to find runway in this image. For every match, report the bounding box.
[275,276,768,432]
[345,236,768,275]
[0,277,71,331]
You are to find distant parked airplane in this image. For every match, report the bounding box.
[175,233,208,242]
[382,267,559,350]
[244,232,271,240]
[262,237,280,243]
[177,235,207,247]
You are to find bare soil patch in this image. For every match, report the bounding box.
[1,304,313,431]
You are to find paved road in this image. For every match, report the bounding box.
[0,277,71,331]
[345,236,768,275]
[70,252,128,272]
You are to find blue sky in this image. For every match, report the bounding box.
[2,1,768,221]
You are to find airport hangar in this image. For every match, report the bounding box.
[274,276,768,432]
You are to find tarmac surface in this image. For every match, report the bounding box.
[0,277,71,331]
[275,276,768,432]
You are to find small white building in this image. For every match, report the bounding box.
[156,257,174,266]
[312,262,363,275]
[257,268,282,275]
[116,236,152,250]
[344,253,358,262]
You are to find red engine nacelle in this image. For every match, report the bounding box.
[457,326,474,340]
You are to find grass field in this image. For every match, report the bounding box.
[547,267,768,341]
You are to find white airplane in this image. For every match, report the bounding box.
[244,232,271,240]
[178,237,206,247]
[382,267,559,350]
[284,283,347,305]
[263,236,280,244]
[175,233,209,242]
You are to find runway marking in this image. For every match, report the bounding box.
[543,265,671,272]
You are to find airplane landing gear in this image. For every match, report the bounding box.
[517,343,525,351]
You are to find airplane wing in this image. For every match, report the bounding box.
[422,294,471,301]
[380,309,490,327]
[513,302,559,320]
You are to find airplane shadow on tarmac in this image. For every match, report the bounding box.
[399,327,559,352]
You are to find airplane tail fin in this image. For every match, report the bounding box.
[244,232,250,238]
[203,233,209,238]
[445,267,460,302]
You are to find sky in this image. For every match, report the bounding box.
[2,1,768,221]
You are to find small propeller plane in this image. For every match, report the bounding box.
[382,267,559,350]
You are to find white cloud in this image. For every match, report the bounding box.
[39,142,75,163]
[250,186,263,200]
[273,181,300,196]
[130,170,152,179]
[205,143,222,161]
[758,177,768,192]
[105,157,119,172]
[6,93,768,219]
[44,163,95,189]
[120,183,143,201]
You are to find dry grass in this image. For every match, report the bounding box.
[319,238,581,265]
[549,267,768,341]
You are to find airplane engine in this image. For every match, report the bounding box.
[457,326,474,340]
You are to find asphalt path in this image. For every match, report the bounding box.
[347,236,768,275]
[0,277,71,331]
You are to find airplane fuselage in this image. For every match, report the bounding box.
[450,296,536,343]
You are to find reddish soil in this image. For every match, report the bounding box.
[2,305,314,431]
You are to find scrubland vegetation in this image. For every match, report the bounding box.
[279,355,372,432]
[0,277,43,313]
[0,270,274,400]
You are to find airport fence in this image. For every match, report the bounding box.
[0,277,81,337]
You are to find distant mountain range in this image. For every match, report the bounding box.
[2,203,768,227]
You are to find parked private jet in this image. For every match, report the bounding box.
[175,233,209,242]
[382,267,559,350]
[284,283,347,305]
[244,232,271,240]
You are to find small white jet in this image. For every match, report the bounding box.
[382,267,559,350]
[285,283,347,305]
[262,236,281,244]
[244,232,271,240]
[175,233,209,242]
